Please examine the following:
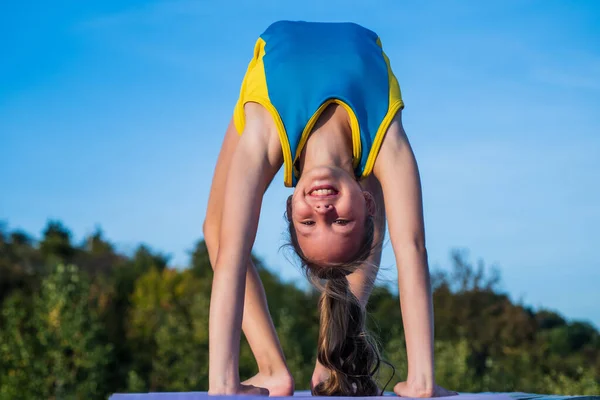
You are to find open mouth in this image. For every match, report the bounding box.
[308,185,339,197]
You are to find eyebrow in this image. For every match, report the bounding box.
[298,229,311,238]
[335,228,355,238]
[298,223,356,238]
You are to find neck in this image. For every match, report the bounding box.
[298,105,355,175]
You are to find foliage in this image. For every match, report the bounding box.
[0,263,112,400]
[0,221,598,397]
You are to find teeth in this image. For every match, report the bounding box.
[311,188,335,195]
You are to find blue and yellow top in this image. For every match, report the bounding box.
[233,21,404,187]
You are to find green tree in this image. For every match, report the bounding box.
[0,291,41,399]
[39,221,76,265]
[1,222,599,396]
[0,264,113,399]
[126,267,212,391]
[0,224,42,304]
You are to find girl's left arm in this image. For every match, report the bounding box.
[373,111,456,398]
[208,124,280,395]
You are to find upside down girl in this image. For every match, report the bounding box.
[203,20,456,397]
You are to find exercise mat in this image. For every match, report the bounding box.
[109,390,599,400]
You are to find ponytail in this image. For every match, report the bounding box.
[313,276,380,396]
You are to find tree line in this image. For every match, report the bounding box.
[0,220,598,399]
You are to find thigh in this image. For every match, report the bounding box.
[204,118,240,239]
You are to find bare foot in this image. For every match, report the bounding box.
[208,383,269,396]
[311,361,331,390]
[243,371,294,397]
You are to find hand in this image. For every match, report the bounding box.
[208,383,269,396]
[394,381,458,398]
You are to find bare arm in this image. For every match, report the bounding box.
[373,111,437,396]
[203,119,292,395]
[347,175,386,306]
[208,121,280,394]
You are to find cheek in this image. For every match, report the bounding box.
[342,192,366,218]
[292,199,312,219]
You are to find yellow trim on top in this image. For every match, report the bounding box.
[292,99,362,180]
[361,40,405,179]
[233,38,263,135]
[232,37,294,187]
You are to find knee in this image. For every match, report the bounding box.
[202,218,219,251]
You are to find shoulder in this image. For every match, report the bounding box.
[373,111,413,177]
[239,102,283,170]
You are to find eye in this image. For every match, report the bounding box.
[334,219,349,226]
[301,221,315,226]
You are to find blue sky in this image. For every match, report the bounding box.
[1,0,599,328]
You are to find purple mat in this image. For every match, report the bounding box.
[109,391,515,400]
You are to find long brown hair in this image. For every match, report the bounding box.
[288,215,390,396]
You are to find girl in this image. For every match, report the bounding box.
[203,21,456,397]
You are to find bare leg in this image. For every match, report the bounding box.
[204,119,294,396]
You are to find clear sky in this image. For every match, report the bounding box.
[1,0,599,328]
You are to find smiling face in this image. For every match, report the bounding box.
[288,166,375,264]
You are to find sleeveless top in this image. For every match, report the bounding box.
[233,20,404,187]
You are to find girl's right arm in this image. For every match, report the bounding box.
[373,111,456,397]
[208,117,281,395]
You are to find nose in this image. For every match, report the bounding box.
[314,203,334,215]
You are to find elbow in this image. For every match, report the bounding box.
[394,238,429,270]
[202,219,212,241]
[395,236,427,256]
[203,221,241,273]
[411,238,427,256]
